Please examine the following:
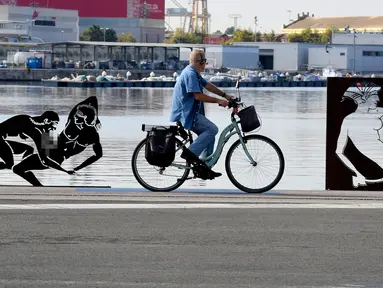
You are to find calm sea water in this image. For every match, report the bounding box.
[0,85,327,190]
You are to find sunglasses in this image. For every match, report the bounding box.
[199,58,208,65]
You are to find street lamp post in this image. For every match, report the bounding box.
[325,44,332,67]
[254,16,257,42]
[101,27,109,42]
[353,28,357,74]
[345,25,357,73]
[26,19,35,41]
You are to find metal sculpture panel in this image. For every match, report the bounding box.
[0,96,102,186]
[326,77,383,190]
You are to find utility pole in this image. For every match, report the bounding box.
[254,16,258,41]
[287,9,292,22]
[229,14,242,31]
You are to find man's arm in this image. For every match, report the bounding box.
[185,74,227,106]
[192,92,221,103]
[192,92,227,108]
[74,141,103,172]
[204,82,232,100]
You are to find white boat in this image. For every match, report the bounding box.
[322,66,343,78]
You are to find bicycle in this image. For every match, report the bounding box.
[131,79,285,193]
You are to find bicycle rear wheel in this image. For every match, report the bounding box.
[131,138,191,192]
[225,135,285,193]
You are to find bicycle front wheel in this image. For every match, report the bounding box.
[131,138,191,192]
[225,135,285,193]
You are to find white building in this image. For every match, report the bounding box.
[233,41,383,73]
[332,31,383,45]
[0,5,79,43]
[205,46,259,70]
[0,20,28,41]
[233,42,326,71]
[178,45,260,70]
[309,44,383,73]
[12,0,165,43]
[308,46,350,70]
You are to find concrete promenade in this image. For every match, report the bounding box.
[1,187,383,287]
[0,186,382,203]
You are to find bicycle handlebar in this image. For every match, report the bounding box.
[227,97,243,109]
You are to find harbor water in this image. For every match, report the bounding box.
[0,85,327,190]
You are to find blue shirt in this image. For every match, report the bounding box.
[169,65,207,130]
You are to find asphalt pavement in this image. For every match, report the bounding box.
[0,187,383,288]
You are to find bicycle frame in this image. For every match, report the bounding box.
[202,115,257,168]
[171,114,257,170]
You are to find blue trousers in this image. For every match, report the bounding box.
[188,113,219,158]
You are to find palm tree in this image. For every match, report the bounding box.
[79,25,117,42]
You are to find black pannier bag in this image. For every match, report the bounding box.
[237,105,261,133]
[145,127,176,167]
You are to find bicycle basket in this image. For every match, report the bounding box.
[237,105,260,133]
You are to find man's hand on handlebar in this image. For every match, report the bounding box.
[224,93,235,101]
[217,92,235,108]
[217,99,229,108]
[227,97,243,108]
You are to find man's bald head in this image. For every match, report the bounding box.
[189,49,205,65]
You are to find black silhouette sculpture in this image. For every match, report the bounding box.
[0,111,76,177]
[10,96,103,186]
[327,78,383,190]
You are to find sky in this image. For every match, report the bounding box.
[165,0,383,33]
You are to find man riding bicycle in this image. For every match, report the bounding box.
[169,49,234,179]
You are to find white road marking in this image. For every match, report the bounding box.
[0,279,366,287]
[0,279,160,287]
[0,203,382,209]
